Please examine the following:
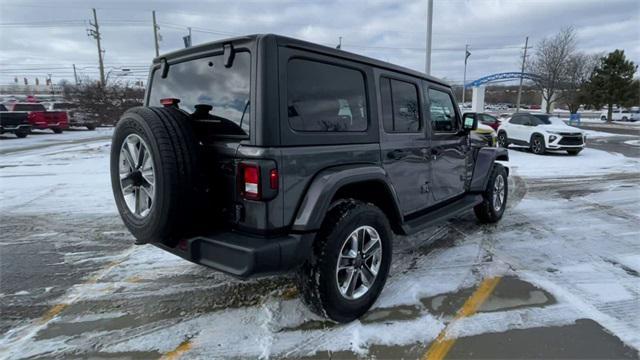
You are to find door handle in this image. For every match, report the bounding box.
[387,149,407,160]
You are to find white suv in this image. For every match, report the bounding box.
[600,109,638,122]
[497,113,586,155]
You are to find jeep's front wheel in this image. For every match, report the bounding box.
[296,200,392,323]
[474,164,508,223]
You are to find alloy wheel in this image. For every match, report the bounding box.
[336,225,383,300]
[493,174,505,211]
[119,134,156,218]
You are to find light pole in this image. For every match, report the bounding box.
[462,44,470,105]
[425,0,433,75]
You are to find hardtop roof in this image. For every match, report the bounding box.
[154,34,451,88]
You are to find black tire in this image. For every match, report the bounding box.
[601,116,607,121]
[15,131,28,138]
[622,116,628,122]
[474,164,508,223]
[497,131,509,148]
[530,134,546,154]
[86,124,97,130]
[296,200,393,323]
[567,149,582,156]
[110,106,202,246]
[52,128,63,134]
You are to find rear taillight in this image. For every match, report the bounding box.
[269,169,279,190]
[240,163,260,200]
[160,98,180,107]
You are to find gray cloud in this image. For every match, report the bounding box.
[0,0,638,85]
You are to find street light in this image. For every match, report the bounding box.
[104,68,131,84]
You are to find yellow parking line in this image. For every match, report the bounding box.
[161,339,193,360]
[423,276,502,360]
[38,257,128,324]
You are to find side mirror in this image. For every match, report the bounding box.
[462,113,478,132]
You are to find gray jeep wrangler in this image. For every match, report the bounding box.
[110,34,508,322]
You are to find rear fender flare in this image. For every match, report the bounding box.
[291,165,402,232]
[470,147,509,192]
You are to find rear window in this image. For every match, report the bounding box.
[148,51,251,136]
[287,58,367,132]
[52,103,74,110]
[13,103,46,112]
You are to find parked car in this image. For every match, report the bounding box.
[600,109,637,122]
[469,112,502,131]
[110,34,509,322]
[471,122,498,147]
[7,102,68,133]
[46,102,97,130]
[0,104,31,138]
[497,113,585,155]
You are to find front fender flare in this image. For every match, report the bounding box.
[470,147,509,192]
[291,165,402,232]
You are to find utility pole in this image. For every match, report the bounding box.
[336,36,342,49]
[72,64,79,85]
[516,36,529,113]
[87,8,105,86]
[462,44,470,104]
[152,10,160,57]
[425,0,433,75]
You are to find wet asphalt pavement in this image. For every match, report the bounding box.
[1,128,639,359]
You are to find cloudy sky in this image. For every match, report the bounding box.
[0,0,638,86]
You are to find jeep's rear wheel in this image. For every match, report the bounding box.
[296,200,392,323]
[474,164,508,223]
[52,128,63,134]
[110,106,202,246]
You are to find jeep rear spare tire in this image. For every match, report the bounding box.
[110,106,201,246]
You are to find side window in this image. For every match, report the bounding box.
[428,88,458,132]
[287,58,367,132]
[380,77,421,133]
[510,115,523,125]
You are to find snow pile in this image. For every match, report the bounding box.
[508,147,640,179]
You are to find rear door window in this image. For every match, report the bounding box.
[148,51,251,136]
[287,58,367,132]
[380,77,421,133]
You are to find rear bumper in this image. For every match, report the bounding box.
[31,121,69,130]
[156,231,316,278]
[0,124,30,133]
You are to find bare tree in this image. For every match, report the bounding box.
[63,80,144,125]
[528,27,577,113]
[562,52,601,113]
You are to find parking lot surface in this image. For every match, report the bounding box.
[1,129,639,359]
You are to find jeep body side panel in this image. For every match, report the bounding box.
[375,68,434,215]
[469,147,509,192]
[423,83,469,203]
[290,163,401,232]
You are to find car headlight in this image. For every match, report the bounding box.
[547,131,561,135]
[549,135,557,142]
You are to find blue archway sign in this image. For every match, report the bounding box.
[466,72,540,88]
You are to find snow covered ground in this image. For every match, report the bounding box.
[1,130,639,359]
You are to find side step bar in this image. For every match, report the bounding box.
[401,194,483,235]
